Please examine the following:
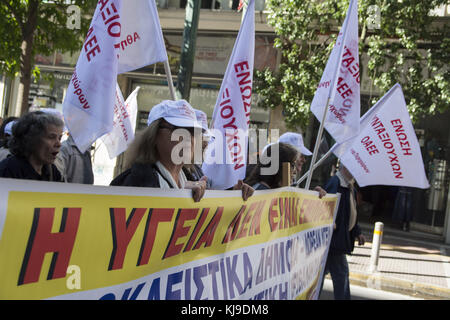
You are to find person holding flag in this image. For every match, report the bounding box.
[277,132,327,196]
[278,132,312,176]
[245,142,301,190]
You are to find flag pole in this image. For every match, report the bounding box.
[297,147,333,186]
[305,97,330,190]
[163,59,176,100]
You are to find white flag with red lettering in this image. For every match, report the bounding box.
[331,84,429,188]
[117,0,167,73]
[63,0,167,153]
[202,0,255,190]
[101,85,140,159]
[310,0,360,144]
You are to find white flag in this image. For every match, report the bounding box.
[116,0,167,74]
[202,0,255,190]
[310,0,360,144]
[101,85,140,159]
[63,0,122,153]
[63,0,168,153]
[331,84,429,189]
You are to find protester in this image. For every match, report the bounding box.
[182,109,212,188]
[278,132,312,176]
[244,142,324,197]
[0,117,18,161]
[0,111,64,182]
[319,163,365,300]
[110,100,212,202]
[55,134,94,184]
[245,142,298,190]
[0,116,18,145]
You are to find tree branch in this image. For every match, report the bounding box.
[1,0,25,32]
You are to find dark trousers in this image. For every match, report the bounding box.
[320,252,351,300]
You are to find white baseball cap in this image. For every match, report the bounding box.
[194,109,215,139]
[278,132,312,156]
[4,120,16,136]
[194,109,208,131]
[147,100,203,130]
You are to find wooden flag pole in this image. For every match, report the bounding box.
[163,60,176,100]
[282,162,291,187]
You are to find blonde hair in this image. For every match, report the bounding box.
[123,118,162,170]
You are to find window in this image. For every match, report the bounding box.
[177,0,265,11]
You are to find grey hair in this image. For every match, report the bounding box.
[9,111,64,158]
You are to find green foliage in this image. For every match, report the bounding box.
[0,0,97,76]
[255,0,450,129]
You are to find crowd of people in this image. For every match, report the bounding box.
[0,100,328,202]
[0,99,365,300]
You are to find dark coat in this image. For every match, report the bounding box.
[111,162,182,189]
[110,162,162,188]
[324,175,361,255]
[0,155,63,182]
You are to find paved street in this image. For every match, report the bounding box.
[319,278,422,300]
[344,223,450,299]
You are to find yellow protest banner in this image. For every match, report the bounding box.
[0,178,338,300]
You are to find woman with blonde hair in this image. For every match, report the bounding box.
[111,100,253,202]
[111,100,207,202]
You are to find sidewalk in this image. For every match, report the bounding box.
[342,222,450,299]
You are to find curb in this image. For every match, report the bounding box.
[349,271,450,300]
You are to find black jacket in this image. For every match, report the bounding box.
[0,155,63,182]
[110,162,161,188]
[324,175,361,255]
